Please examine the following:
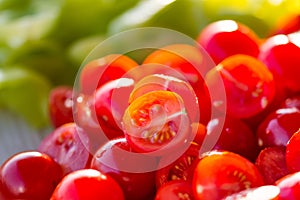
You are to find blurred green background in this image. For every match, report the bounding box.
[0,0,299,129]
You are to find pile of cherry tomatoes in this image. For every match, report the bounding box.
[1,17,300,200]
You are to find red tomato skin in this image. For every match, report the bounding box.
[286,129,300,173]
[197,20,260,64]
[155,180,194,200]
[258,33,300,96]
[276,172,300,200]
[38,123,92,175]
[49,86,74,128]
[0,151,63,200]
[192,151,264,200]
[79,54,138,94]
[50,169,125,200]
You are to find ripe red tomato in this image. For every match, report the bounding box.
[256,107,300,149]
[129,74,199,122]
[276,171,300,200]
[255,146,289,185]
[155,180,194,200]
[258,33,300,96]
[205,54,276,119]
[192,151,264,200]
[206,116,259,162]
[286,129,300,173]
[38,123,92,175]
[94,78,134,139]
[50,169,125,200]
[156,142,200,189]
[142,44,214,124]
[122,90,191,155]
[79,54,138,94]
[197,20,260,64]
[0,151,63,200]
[48,86,74,127]
[90,138,157,200]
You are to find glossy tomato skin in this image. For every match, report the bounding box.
[90,138,157,200]
[286,129,300,173]
[256,108,300,150]
[258,33,300,96]
[205,54,275,119]
[206,116,259,162]
[94,78,134,139]
[192,151,264,200]
[155,180,194,200]
[129,74,199,123]
[142,44,214,125]
[48,86,74,128]
[50,169,125,200]
[276,172,300,200]
[38,123,92,176]
[122,90,192,155]
[281,95,300,110]
[79,54,138,94]
[197,20,260,64]
[0,151,63,200]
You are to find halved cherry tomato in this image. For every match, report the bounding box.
[197,20,260,64]
[205,54,275,119]
[192,151,264,200]
[50,169,125,200]
[38,123,92,175]
[155,180,194,200]
[0,151,63,200]
[122,90,191,155]
[129,74,198,122]
[156,142,200,188]
[142,44,214,124]
[79,54,138,94]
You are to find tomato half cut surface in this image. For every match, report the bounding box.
[122,90,191,155]
[192,151,264,200]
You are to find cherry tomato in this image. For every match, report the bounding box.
[50,169,125,200]
[255,147,289,185]
[197,20,260,64]
[48,86,74,128]
[94,78,134,139]
[142,44,214,124]
[122,90,191,155]
[205,54,276,119]
[222,185,280,200]
[79,54,138,94]
[38,123,91,175]
[129,74,199,122]
[0,151,63,200]
[191,122,207,146]
[256,107,300,149]
[206,116,259,162]
[270,14,300,36]
[276,171,300,200]
[192,151,264,200]
[155,180,194,200]
[258,33,300,96]
[90,138,157,200]
[286,129,300,173]
[156,142,200,188]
